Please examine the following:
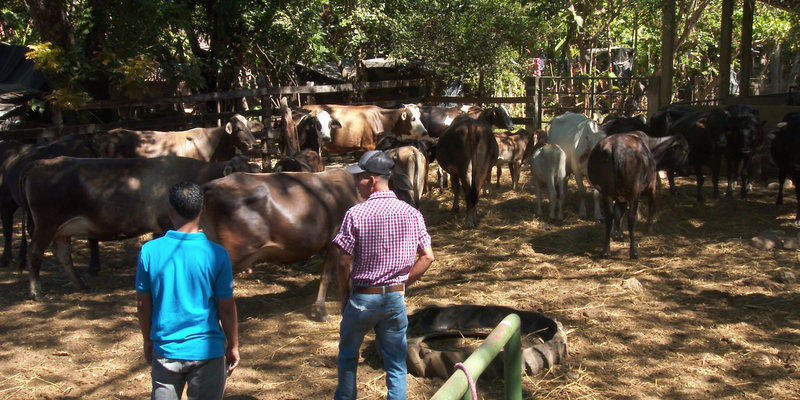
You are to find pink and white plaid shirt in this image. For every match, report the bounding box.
[333,190,432,287]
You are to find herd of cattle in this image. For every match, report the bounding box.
[1,100,800,321]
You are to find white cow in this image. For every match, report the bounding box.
[547,112,606,219]
[530,144,568,220]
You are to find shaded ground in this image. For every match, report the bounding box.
[1,165,799,399]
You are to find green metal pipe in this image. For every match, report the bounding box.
[430,313,523,400]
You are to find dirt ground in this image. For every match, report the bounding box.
[1,164,800,400]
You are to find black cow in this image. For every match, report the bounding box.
[649,105,695,137]
[724,104,765,200]
[600,114,650,135]
[667,109,729,201]
[771,111,800,224]
[588,133,657,259]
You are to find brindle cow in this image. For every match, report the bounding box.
[200,169,361,321]
[20,155,255,299]
[436,115,499,227]
[93,114,261,161]
[588,133,657,260]
[301,104,428,153]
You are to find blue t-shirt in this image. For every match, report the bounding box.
[135,230,234,361]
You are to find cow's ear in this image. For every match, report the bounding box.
[401,111,408,121]
[331,120,342,129]
[225,122,234,134]
[223,165,234,176]
[696,118,707,129]
[249,120,265,132]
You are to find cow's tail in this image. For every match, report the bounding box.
[411,150,423,207]
[468,124,481,208]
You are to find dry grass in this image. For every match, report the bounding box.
[1,162,800,399]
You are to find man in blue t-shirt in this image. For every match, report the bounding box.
[136,182,240,400]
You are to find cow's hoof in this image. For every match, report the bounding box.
[311,312,331,323]
[601,251,611,258]
[794,220,800,227]
[630,253,640,260]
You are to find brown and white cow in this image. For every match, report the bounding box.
[301,104,428,153]
[93,114,261,161]
[490,129,541,191]
[200,169,361,321]
[385,146,427,208]
[3,138,102,270]
[587,133,657,259]
[436,115,499,227]
[20,155,255,299]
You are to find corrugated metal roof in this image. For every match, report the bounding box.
[0,44,49,104]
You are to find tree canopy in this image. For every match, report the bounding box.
[1,0,798,110]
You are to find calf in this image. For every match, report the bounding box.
[20,155,255,299]
[436,115,498,227]
[491,129,540,191]
[530,144,568,220]
[771,111,800,224]
[274,149,325,172]
[547,112,606,219]
[724,104,765,200]
[649,105,695,137]
[588,134,657,259]
[385,146,427,208]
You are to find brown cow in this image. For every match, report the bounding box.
[20,155,255,299]
[436,115,499,227]
[587,133,657,259]
[93,114,262,161]
[385,146,427,208]
[490,129,541,191]
[301,104,428,153]
[200,169,361,321]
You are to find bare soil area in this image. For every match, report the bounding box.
[1,166,800,400]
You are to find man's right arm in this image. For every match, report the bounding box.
[406,245,434,287]
[337,249,353,314]
[136,292,153,364]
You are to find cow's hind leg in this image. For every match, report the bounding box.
[27,227,56,300]
[451,177,461,213]
[54,236,88,292]
[17,210,33,272]
[695,165,706,202]
[0,200,16,268]
[601,197,614,258]
[777,168,786,206]
[628,198,640,259]
[312,245,337,322]
[88,239,101,276]
[793,173,800,226]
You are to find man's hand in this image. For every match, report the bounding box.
[143,338,153,364]
[225,345,240,376]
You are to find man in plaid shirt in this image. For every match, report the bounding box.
[333,150,435,400]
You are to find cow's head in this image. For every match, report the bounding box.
[725,105,760,156]
[396,104,428,139]
[697,109,729,150]
[494,105,515,131]
[667,134,692,177]
[226,114,260,153]
[314,111,340,144]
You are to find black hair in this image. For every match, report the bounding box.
[169,182,204,219]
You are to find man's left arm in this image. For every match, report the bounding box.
[218,297,239,376]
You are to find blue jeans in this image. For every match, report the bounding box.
[335,290,408,400]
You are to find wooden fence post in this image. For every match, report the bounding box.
[261,93,273,172]
[525,76,540,132]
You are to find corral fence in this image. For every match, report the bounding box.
[1,75,653,146]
